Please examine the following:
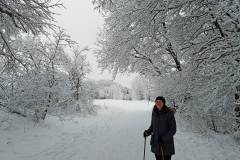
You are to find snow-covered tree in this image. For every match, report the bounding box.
[0,0,62,70]
[131,76,150,100]
[68,46,91,112]
[0,30,95,120]
[93,0,240,134]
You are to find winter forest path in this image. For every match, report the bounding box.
[1,99,240,160]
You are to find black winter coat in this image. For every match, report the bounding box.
[147,106,176,155]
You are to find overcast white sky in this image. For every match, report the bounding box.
[54,0,137,88]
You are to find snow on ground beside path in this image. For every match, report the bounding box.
[0,99,239,160]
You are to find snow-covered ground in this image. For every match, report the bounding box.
[0,99,239,160]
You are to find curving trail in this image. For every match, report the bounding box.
[1,99,240,160]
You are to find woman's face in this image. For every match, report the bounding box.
[155,100,164,110]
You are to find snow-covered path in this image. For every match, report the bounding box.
[1,99,240,160]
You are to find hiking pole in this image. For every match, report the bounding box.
[143,137,146,160]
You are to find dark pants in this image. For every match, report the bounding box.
[155,154,171,160]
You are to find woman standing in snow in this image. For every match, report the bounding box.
[143,96,176,160]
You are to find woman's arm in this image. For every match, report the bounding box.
[146,111,153,134]
[162,111,176,141]
[147,117,153,133]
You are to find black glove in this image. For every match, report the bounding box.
[143,130,151,137]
